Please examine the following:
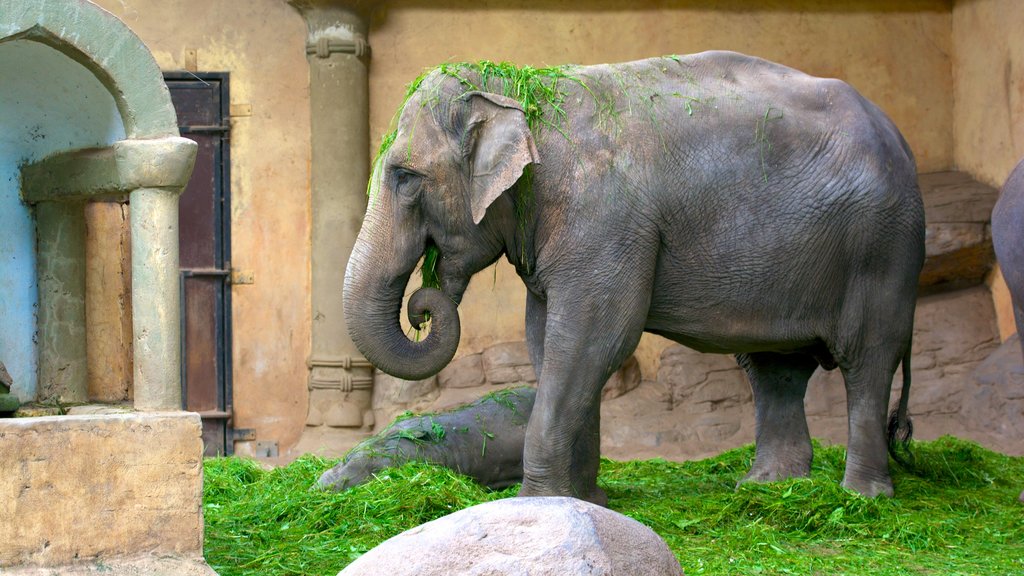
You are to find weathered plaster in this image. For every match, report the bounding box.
[953,0,1024,339]
[85,201,133,402]
[34,201,89,403]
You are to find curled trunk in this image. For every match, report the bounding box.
[343,263,461,381]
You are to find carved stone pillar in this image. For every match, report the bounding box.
[290,1,374,430]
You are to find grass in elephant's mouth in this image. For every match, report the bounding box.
[203,436,1023,576]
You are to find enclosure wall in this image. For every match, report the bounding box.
[88,0,958,455]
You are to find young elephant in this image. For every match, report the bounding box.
[344,51,925,501]
[317,387,535,492]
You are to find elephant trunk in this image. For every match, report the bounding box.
[343,235,461,382]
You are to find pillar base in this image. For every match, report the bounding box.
[306,355,373,429]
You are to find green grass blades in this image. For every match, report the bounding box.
[204,437,1024,576]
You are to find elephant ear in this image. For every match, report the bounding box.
[461,91,540,225]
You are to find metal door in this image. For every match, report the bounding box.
[165,72,234,456]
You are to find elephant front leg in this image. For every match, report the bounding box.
[516,290,648,505]
[518,361,610,504]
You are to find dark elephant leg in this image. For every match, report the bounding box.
[840,354,900,497]
[737,351,819,484]
[517,285,650,504]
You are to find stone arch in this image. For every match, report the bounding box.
[1,0,196,409]
[1,0,178,138]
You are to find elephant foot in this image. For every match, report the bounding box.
[516,484,608,507]
[738,458,811,486]
[840,474,894,498]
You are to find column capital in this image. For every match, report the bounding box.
[288,0,373,59]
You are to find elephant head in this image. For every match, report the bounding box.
[344,71,540,380]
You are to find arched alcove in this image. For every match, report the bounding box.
[0,38,126,401]
[1,2,209,571]
[1,0,195,409]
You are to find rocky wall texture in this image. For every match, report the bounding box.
[367,286,1021,463]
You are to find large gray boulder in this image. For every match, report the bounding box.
[338,497,683,576]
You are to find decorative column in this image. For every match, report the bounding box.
[129,186,184,410]
[290,0,374,430]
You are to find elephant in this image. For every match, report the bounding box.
[992,157,1024,361]
[317,387,534,491]
[992,158,1024,506]
[343,51,925,502]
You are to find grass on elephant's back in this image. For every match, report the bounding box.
[202,436,1024,576]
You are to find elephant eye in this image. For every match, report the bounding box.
[393,167,422,193]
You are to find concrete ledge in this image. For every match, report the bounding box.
[1,554,217,576]
[21,137,198,202]
[0,412,206,569]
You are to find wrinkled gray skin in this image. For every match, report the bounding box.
[991,159,1024,506]
[992,158,1024,361]
[344,51,925,502]
[317,388,535,491]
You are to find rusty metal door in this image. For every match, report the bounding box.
[165,72,234,456]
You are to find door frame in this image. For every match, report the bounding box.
[164,71,235,455]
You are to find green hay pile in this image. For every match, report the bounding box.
[204,437,1024,576]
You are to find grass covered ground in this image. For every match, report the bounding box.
[204,436,1023,575]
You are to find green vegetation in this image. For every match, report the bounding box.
[204,436,1023,576]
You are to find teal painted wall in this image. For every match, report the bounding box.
[0,39,125,401]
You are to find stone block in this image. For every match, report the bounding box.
[482,341,536,384]
[962,334,1024,439]
[0,412,204,568]
[919,171,999,293]
[602,355,641,401]
[437,354,485,389]
[657,346,750,413]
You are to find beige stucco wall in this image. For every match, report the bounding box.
[92,0,312,451]
[368,0,955,379]
[953,0,1023,340]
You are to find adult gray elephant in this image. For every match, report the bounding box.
[992,158,1024,361]
[344,51,925,502]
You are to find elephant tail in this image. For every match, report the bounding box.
[887,345,915,466]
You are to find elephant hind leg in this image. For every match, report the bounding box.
[736,351,819,485]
